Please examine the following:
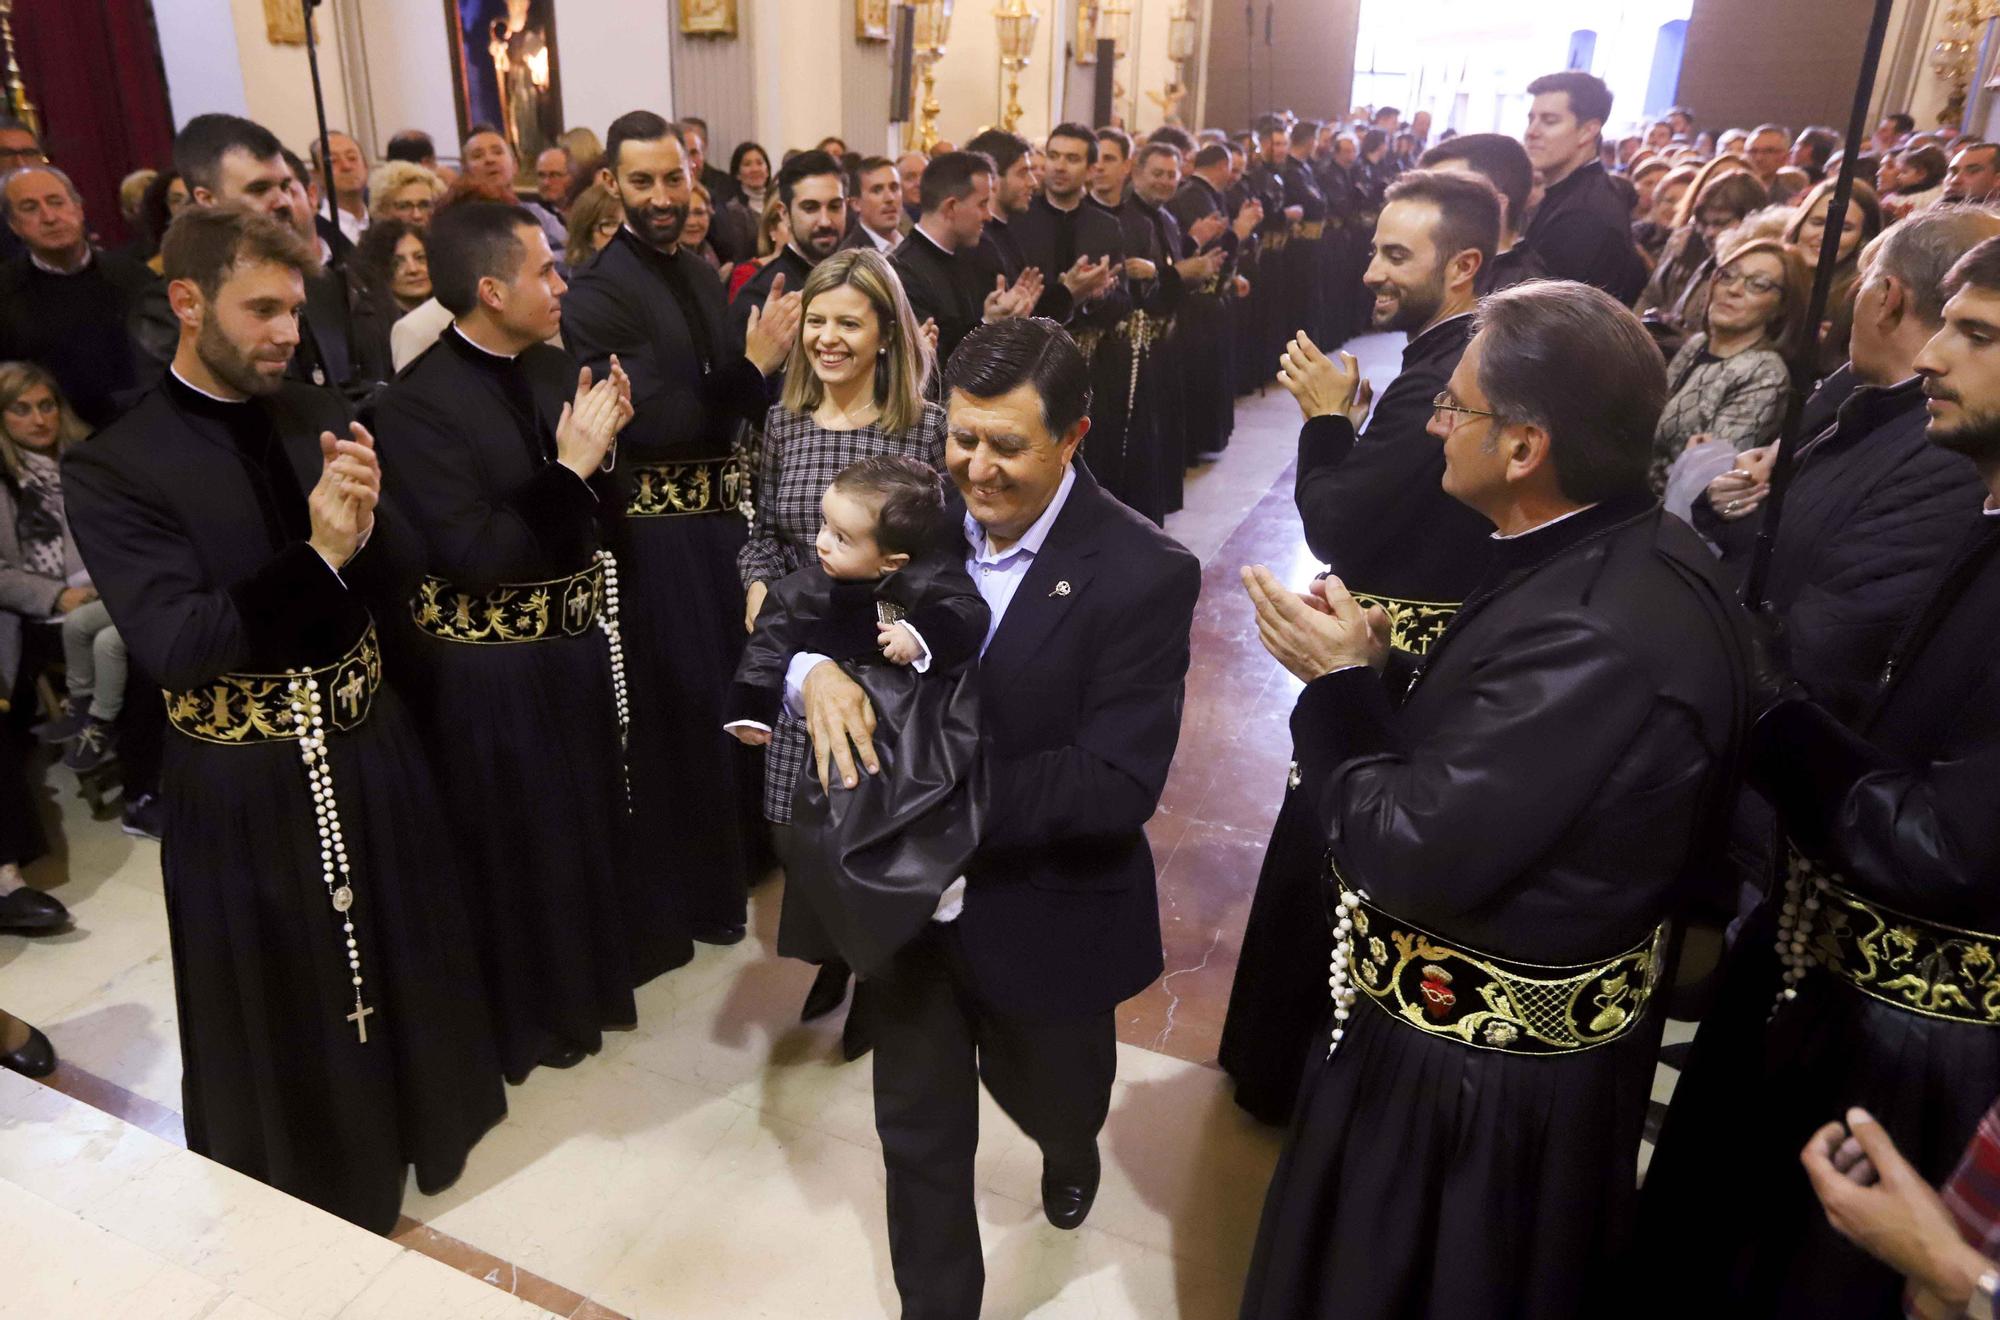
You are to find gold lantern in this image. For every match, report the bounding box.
[907,0,955,152]
[995,1,1040,134]
[0,0,38,139]
[1160,4,1198,126]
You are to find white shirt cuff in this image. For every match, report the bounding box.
[931,875,967,923]
[783,651,833,718]
[722,719,772,735]
[898,621,934,674]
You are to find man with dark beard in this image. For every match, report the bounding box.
[728,149,847,350]
[1238,280,1748,1319]
[1219,169,1505,1125]
[1638,225,2000,1319]
[62,204,504,1231]
[561,111,800,945]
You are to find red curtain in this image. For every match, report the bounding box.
[11,0,175,246]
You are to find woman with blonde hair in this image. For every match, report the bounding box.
[729,194,792,301]
[366,160,447,228]
[1785,176,1883,376]
[0,362,124,781]
[736,247,943,1046]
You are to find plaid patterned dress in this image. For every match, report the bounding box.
[738,399,949,822]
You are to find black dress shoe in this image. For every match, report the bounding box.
[1041,1144,1101,1230]
[1,1025,56,1078]
[540,1040,589,1070]
[690,920,747,946]
[0,887,71,933]
[800,962,850,1022]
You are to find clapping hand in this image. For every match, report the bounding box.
[1277,331,1365,423]
[918,318,940,357]
[1123,256,1158,282]
[1059,255,1114,304]
[1233,201,1264,239]
[307,420,380,569]
[1242,565,1388,684]
[554,365,627,478]
[745,273,804,375]
[1188,213,1227,246]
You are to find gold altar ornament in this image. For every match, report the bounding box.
[995,1,1040,134]
[903,0,954,153]
[679,0,738,37]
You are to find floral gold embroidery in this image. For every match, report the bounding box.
[627,457,753,518]
[1347,592,1459,655]
[166,626,381,745]
[412,562,604,645]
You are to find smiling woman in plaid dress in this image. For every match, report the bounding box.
[736,248,945,1034]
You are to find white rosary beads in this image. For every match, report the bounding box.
[1327,889,1363,1057]
[594,549,632,805]
[1769,850,1823,1020]
[287,670,373,1044]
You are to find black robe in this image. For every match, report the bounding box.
[1521,159,1649,305]
[730,553,989,978]
[1166,175,1245,459]
[893,226,997,367]
[1219,312,1498,1124]
[1243,160,1294,388]
[725,241,815,353]
[62,373,504,1233]
[1277,156,1329,352]
[1121,193,1194,514]
[372,328,688,1082]
[1241,498,1749,1320]
[1640,512,2000,1319]
[561,228,774,937]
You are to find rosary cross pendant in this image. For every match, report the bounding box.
[347,998,374,1044]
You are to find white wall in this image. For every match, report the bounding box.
[349,0,457,155]
[752,0,843,155]
[156,0,251,127]
[554,0,675,144]
[927,2,1004,145]
[226,0,353,153]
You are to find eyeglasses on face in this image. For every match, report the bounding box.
[1713,270,1782,296]
[1431,390,1499,425]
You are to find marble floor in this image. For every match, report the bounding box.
[0,356,1401,1319]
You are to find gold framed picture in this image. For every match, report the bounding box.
[262,0,318,45]
[856,0,891,42]
[679,0,739,37]
[1074,1,1099,65]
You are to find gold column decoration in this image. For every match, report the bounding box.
[1096,0,1133,126]
[1159,4,1198,127]
[995,1,1040,134]
[1933,0,1980,127]
[0,0,39,138]
[908,0,955,152]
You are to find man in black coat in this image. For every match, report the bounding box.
[1220,168,1505,1124]
[1639,228,2000,1320]
[963,127,1112,326]
[561,111,800,945]
[796,319,1200,1318]
[1167,144,1261,457]
[726,149,847,351]
[890,151,1037,368]
[0,163,156,426]
[1240,281,1748,1319]
[1420,132,1550,294]
[1521,71,1647,303]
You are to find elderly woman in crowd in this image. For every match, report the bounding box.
[682,183,725,279]
[563,181,623,269]
[352,216,432,371]
[1641,168,1773,350]
[1635,161,1696,265]
[736,247,944,1046]
[0,362,124,778]
[1652,236,1808,512]
[1785,176,1883,378]
[367,159,447,229]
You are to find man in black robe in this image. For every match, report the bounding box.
[1018,125,1155,518]
[0,164,156,426]
[1420,133,1551,294]
[1220,168,1505,1125]
[727,149,846,350]
[889,151,1038,368]
[1168,143,1261,460]
[963,127,1111,328]
[560,111,801,944]
[372,199,687,1083]
[1239,280,1748,1318]
[1313,130,1363,347]
[1245,117,1302,384]
[1522,72,1648,303]
[1638,235,2000,1320]
[1278,122,1330,359]
[63,203,503,1233]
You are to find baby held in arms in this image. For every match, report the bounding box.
[725,456,989,978]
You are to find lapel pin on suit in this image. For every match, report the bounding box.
[1050,581,1072,597]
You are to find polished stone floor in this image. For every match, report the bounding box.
[0,340,1436,1319]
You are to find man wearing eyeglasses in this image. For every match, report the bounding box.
[1237,279,1749,1320]
[0,116,44,265]
[1218,167,1504,1125]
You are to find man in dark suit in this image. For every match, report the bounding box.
[890,151,1037,367]
[795,318,1200,1317]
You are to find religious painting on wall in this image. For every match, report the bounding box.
[679,0,740,37]
[856,0,891,42]
[443,0,564,181]
[1074,1,1100,65]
